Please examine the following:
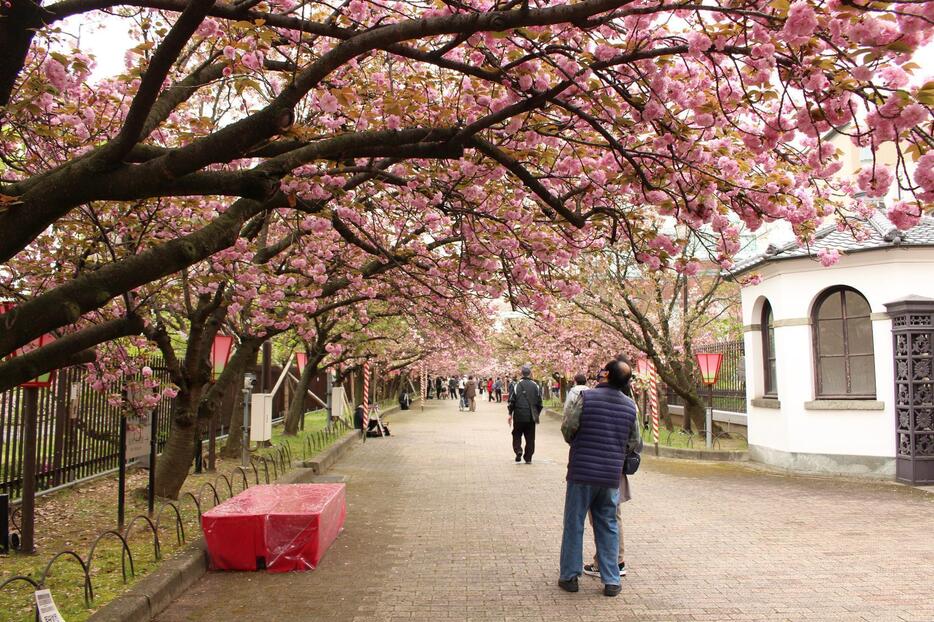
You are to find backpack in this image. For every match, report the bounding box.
[516,380,541,424]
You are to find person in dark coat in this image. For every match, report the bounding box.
[507,364,542,463]
[558,360,640,598]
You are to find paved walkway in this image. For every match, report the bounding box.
[157,397,934,622]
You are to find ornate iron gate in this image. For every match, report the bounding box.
[886,296,934,485]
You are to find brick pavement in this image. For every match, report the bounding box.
[156,397,934,622]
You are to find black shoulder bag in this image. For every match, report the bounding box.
[623,398,640,475]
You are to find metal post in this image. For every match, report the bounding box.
[118,415,127,529]
[1,493,9,553]
[148,408,157,515]
[325,371,333,432]
[193,424,203,474]
[241,373,255,467]
[706,384,713,449]
[207,413,216,472]
[19,386,39,554]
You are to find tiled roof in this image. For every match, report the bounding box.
[731,209,934,276]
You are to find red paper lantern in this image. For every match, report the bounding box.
[636,358,650,376]
[296,352,308,374]
[694,352,724,387]
[210,334,234,381]
[19,334,57,389]
[1,303,57,388]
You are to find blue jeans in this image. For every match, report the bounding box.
[559,482,620,586]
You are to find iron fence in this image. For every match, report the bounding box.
[0,360,177,501]
[666,340,747,414]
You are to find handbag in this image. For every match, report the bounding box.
[623,451,640,475]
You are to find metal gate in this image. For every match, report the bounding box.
[886,296,934,485]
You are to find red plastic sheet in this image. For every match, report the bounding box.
[202,483,346,572]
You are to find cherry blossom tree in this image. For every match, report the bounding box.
[567,236,742,432]
[2,0,932,394]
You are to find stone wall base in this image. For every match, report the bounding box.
[750,444,895,479]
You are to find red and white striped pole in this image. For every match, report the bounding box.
[362,360,370,435]
[648,360,660,446]
[420,362,427,410]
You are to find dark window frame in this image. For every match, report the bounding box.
[761,301,778,397]
[812,286,876,399]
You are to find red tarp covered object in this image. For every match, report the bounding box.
[202,483,346,572]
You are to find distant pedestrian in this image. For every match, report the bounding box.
[487,378,494,401]
[465,375,478,412]
[458,376,467,410]
[494,378,503,402]
[507,365,542,463]
[435,376,443,401]
[449,376,458,401]
[558,359,641,598]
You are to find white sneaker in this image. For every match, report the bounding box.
[583,563,626,577]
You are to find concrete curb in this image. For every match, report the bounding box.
[88,432,357,622]
[302,429,361,474]
[646,445,749,462]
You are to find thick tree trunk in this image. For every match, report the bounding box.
[220,341,262,458]
[154,405,198,499]
[683,397,706,434]
[284,358,315,435]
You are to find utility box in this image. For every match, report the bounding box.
[250,393,273,443]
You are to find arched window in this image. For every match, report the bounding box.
[761,301,777,397]
[813,287,876,398]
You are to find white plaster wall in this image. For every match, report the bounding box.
[740,247,934,460]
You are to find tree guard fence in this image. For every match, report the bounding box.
[665,340,747,414]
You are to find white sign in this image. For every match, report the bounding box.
[68,384,81,420]
[125,411,152,460]
[330,386,345,424]
[250,393,273,442]
[35,589,65,622]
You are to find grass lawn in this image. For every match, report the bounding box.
[648,425,749,451]
[0,409,350,622]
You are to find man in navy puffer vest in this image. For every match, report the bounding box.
[558,360,639,597]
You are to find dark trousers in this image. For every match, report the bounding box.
[512,420,536,461]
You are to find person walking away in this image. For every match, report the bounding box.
[507,376,518,401]
[465,375,478,412]
[458,376,467,410]
[507,365,542,463]
[494,378,503,402]
[558,360,640,597]
[487,378,494,401]
[449,376,458,401]
[435,376,443,401]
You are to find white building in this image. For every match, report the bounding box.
[733,209,934,479]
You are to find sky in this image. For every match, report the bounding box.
[73,11,933,83]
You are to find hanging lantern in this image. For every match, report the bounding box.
[1,304,57,388]
[296,351,308,374]
[636,358,650,377]
[210,334,234,381]
[19,334,57,389]
[694,352,724,387]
